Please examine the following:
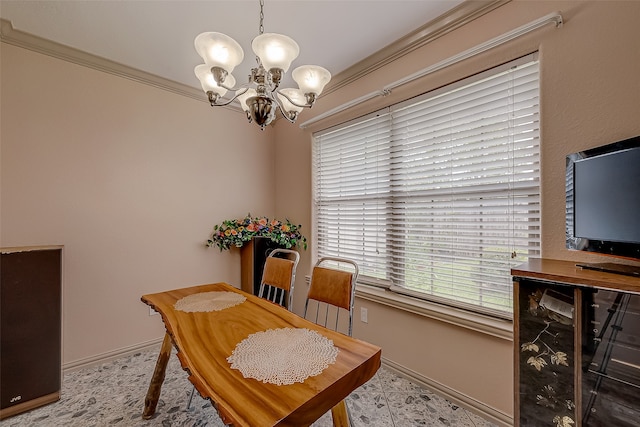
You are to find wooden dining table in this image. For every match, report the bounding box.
[140,282,381,427]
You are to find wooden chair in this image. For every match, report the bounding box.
[304,256,359,337]
[257,249,300,310]
[187,248,299,409]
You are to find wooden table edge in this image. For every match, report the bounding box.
[140,283,381,426]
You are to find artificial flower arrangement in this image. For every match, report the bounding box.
[207,213,308,252]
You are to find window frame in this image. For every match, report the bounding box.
[312,54,541,319]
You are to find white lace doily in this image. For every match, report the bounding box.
[174,291,246,313]
[227,328,339,385]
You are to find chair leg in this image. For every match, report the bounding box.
[186,385,196,409]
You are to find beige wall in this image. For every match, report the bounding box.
[275,0,640,422]
[1,44,277,364]
[273,122,314,313]
[2,0,640,423]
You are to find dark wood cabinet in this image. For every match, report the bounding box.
[240,237,283,295]
[1,246,62,420]
[513,259,640,427]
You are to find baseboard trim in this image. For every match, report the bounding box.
[63,337,164,373]
[381,357,513,427]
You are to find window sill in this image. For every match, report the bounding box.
[355,284,513,341]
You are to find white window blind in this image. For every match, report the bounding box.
[313,57,541,317]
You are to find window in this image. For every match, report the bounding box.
[312,57,540,317]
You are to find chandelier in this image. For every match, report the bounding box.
[193,0,331,130]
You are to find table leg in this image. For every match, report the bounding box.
[330,400,351,427]
[142,333,173,419]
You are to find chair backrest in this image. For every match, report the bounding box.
[304,257,359,336]
[258,249,300,310]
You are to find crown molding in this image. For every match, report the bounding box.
[322,0,510,96]
[0,18,208,104]
[1,0,509,106]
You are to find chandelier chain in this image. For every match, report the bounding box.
[259,0,264,35]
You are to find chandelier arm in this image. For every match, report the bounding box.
[273,95,300,124]
[210,66,253,93]
[208,88,250,107]
[220,82,249,92]
[276,89,312,109]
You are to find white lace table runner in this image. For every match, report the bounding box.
[227,328,339,385]
[174,291,246,313]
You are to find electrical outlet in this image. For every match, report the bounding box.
[360,307,368,323]
[149,307,158,316]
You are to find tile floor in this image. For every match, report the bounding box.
[2,347,497,426]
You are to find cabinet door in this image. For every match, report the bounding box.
[516,279,577,427]
[581,289,640,426]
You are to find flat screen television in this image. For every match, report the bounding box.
[566,135,640,277]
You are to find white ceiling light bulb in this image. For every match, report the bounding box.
[194,32,244,74]
[252,33,299,73]
[293,65,331,96]
[194,64,236,97]
[277,88,306,114]
[237,88,258,113]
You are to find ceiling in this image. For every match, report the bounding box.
[0,0,465,91]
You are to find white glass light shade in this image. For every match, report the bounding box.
[194,64,236,97]
[194,32,244,73]
[236,88,257,112]
[292,65,331,95]
[277,88,306,113]
[251,33,299,72]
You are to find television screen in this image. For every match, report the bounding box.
[566,135,640,264]
[574,148,640,243]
